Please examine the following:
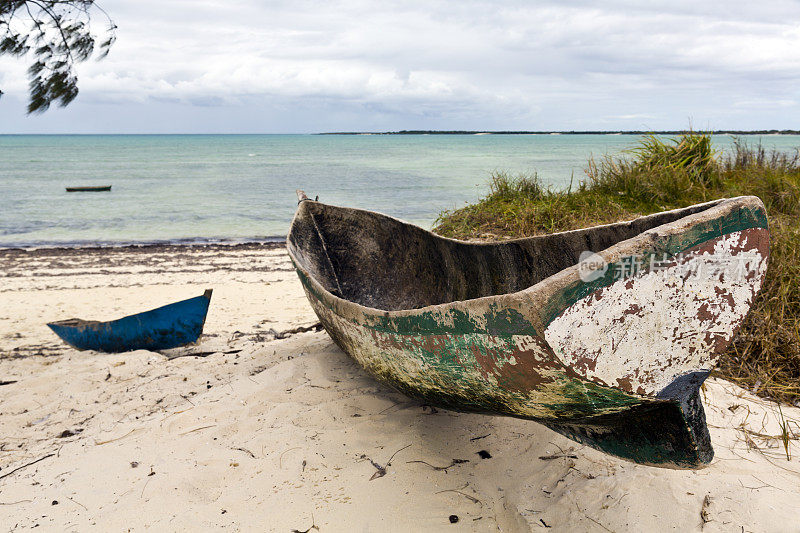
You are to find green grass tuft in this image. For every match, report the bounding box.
[434,133,800,404]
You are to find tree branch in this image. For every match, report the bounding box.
[0,0,115,113]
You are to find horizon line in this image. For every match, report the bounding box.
[2,129,800,136]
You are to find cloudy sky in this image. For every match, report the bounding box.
[2,0,800,133]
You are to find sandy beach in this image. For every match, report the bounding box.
[1,244,799,532]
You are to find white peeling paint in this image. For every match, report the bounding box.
[544,230,768,397]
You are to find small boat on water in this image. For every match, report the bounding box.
[66,185,112,192]
[287,191,769,468]
[48,290,212,352]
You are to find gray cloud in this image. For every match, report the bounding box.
[1,0,800,132]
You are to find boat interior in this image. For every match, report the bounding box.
[289,198,727,311]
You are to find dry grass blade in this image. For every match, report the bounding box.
[360,443,412,481]
[406,458,469,472]
[0,453,55,481]
[435,483,483,506]
[778,405,792,460]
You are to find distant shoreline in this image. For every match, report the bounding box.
[2,130,800,136]
[0,238,286,253]
[321,129,800,135]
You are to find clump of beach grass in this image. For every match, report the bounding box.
[434,133,800,404]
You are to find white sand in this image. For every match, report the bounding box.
[1,245,799,532]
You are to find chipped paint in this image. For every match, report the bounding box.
[544,228,769,396]
[303,287,646,419]
[287,194,769,468]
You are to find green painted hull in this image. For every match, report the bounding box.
[288,193,769,468]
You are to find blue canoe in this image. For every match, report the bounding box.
[47,290,213,352]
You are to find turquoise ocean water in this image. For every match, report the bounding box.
[1,134,798,248]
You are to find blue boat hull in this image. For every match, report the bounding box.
[48,290,212,352]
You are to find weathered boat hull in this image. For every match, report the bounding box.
[287,194,769,468]
[48,290,212,352]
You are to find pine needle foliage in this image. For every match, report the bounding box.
[0,1,115,113]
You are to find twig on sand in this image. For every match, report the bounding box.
[539,453,578,460]
[382,443,412,466]
[548,442,572,455]
[178,425,216,436]
[159,407,194,427]
[270,322,323,340]
[738,474,785,492]
[737,425,800,477]
[66,495,88,511]
[751,474,784,492]
[232,447,256,459]
[435,483,483,506]
[0,453,55,481]
[280,447,301,469]
[753,449,800,476]
[438,490,482,506]
[585,514,612,532]
[469,434,490,441]
[406,459,469,472]
[378,401,404,415]
[360,443,412,480]
[141,477,151,499]
[166,351,218,359]
[166,348,245,360]
[572,500,612,532]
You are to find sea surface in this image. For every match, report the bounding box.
[2,134,798,248]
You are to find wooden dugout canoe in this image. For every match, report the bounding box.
[287,192,769,468]
[65,185,112,192]
[48,290,212,352]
